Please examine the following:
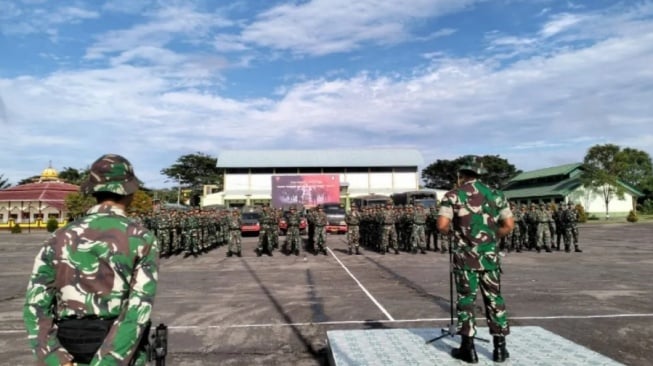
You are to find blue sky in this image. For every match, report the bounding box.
[1,0,652,188]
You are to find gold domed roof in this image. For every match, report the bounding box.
[40,163,59,181]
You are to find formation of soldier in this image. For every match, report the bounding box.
[502,201,582,253]
[138,200,582,259]
[356,201,451,255]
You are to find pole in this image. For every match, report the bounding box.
[176,174,181,205]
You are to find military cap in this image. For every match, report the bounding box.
[459,155,488,175]
[81,153,141,196]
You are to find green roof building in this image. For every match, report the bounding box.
[502,163,643,217]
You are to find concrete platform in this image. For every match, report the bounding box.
[327,326,624,365]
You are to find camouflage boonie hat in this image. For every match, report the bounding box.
[81,154,141,196]
[459,155,488,175]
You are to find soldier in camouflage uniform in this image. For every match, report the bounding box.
[285,205,302,256]
[380,201,399,254]
[410,204,427,254]
[437,156,513,363]
[535,203,553,253]
[553,204,565,251]
[256,206,274,256]
[425,206,439,252]
[507,202,523,252]
[24,154,158,366]
[314,205,328,255]
[345,204,361,255]
[227,209,243,257]
[563,202,583,253]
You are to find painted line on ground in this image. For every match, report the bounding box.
[2,313,653,334]
[327,246,395,321]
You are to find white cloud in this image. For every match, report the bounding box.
[236,0,477,55]
[84,5,232,59]
[0,3,98,35]
[540,13,584,38]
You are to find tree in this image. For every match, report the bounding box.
[422,155,520,189]
[128,190,153,216]
[17,176,39,185]
[64,192,96,219]
[160,152,223,199]
[0,174,10,189]
[59,167,89,185]
[615,147,653,196]
[580,144,625,219]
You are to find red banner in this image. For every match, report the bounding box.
[271,174,340,208]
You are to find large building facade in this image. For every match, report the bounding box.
[202,149,424,208]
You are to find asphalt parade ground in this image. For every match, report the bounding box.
[1,222,652,365]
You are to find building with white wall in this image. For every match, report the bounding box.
[502,163,643,217]
[202,149,424,208]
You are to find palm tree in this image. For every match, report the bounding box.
[0,174,11,189]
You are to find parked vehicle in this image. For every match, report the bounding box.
[240,211,261,236]
[322,203,347,234]
[278,211,307,235]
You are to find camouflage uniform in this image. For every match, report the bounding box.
[425,206,440,252]
[23,154,158,366]
[227,210,242,257]
[285,207,302,256]
[345,206,361,255]
[438,177,511,338]
[314,206,328,255]
[379,203,399,254]
[256,207,274,256]
[535,204,553,253]
[563,203,582,253]
[410,205,427,254]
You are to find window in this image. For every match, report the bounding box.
[274,168,298,174]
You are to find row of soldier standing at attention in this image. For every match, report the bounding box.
[23,153,583,365]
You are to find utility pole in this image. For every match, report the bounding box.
[177,174,181,205]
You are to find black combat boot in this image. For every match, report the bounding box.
[355,247,361,255]
[492,336,509,362]
[545,246,552,253]
[451,335,478,363]
[564,245,571,253]
[227,251,233,257]
[237,251,242,257]
[348,248,353,255]
[256,248,262,257]
[574,246,582,253]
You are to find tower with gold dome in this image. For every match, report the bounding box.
[0,162,79,230]
[39,163,60,182]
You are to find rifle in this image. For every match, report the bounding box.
[149,323,168,366]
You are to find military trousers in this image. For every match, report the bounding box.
[347,226,360,249]
[454,269,509,337]
[228,229,242,254]
[381,225,397,252]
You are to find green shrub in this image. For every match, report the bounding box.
[46,218,59,233]
[639,199,653,215]
[575,204,587,223]
[626,210,639,223]
[10,223,22,234]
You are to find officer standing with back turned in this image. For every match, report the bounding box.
[437,156,514,364]
[23,154,159,366]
